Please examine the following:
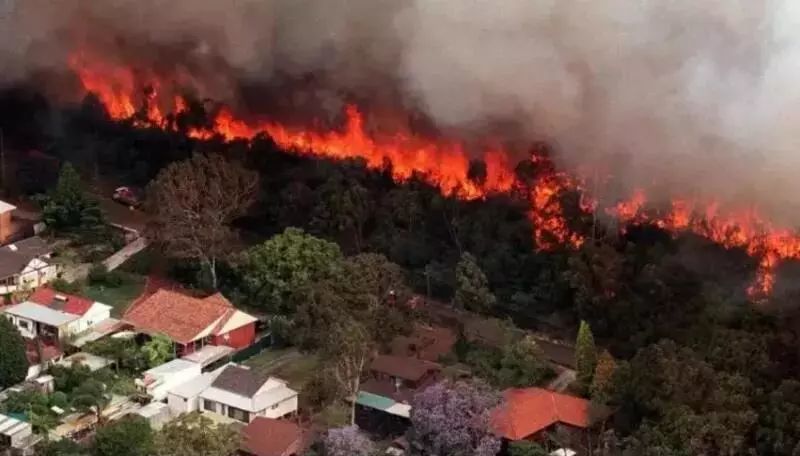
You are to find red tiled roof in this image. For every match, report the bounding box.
[240,417,304,456]
[123,289,238,344]
[29,287,94,316]
[492,388,592,441]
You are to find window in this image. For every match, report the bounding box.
[203,399,217,413]
[227,406,249,422]
[17,320,29,330]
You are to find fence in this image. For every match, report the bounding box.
[231,333,273,363]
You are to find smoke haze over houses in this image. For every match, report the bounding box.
[2,0,800,222]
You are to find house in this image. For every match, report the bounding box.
[3,302,78,341]
[167,368,224,416]
[198,364,298,423]
[0,413,40,454]
[28,287,112,335]
[239,417,306,456]
[390,324,457,362]
[356,355,442,420]
[491,388,611,442]
[123,289,258,356]
[137,359,203,402]
[0,237,57,295]
[1,290,112,342]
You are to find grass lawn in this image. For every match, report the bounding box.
[244,347,321,390]
[83,272,146,317]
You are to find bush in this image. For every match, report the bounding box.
[301,369,339,413]
[50,278,83,294]
[88,264,124,288]
[88,264,109,284]
[269,315,294,348]
[105,270,124,287]
[121,248,155,275]
[50,391,69,409]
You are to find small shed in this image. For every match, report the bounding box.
[0,413,39,452]
[166,369,221,416]
[136,402,171,430]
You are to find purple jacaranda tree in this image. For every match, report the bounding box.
[323,425,375,456]
[409,381,502,456]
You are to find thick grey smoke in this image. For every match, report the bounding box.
[2,0,800,224]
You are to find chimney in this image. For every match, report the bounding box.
[54,295,67,302]
[0,200,15,245]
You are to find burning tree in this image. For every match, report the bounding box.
[147,153,258,289]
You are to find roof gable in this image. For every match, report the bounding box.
[0,237,51,278]
[29,287,95,316]
[492,388,593,441]
[123,289,239,343]
[211,365,266,397]
[369,355,441,381]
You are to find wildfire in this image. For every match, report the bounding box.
[68,54,800,298]
[609,193,800,296]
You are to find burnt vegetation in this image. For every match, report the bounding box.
[4,88,800,454]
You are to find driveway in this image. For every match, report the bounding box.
[95,197,150,234]
[103,236,149,271]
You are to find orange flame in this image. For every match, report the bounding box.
[611,190,800,297]
[68,53,800,298]
[68,55,577,250]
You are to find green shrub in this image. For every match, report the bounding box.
[88,264,109,285]
[104,270,124,287]
[50,278,83,294]
[121,248,155,275]
[89,264,124,288]
[50,391,69,409]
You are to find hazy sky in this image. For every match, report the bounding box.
[3,0,800,223]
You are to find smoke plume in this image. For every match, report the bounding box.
[2,0,800,224]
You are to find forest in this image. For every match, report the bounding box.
[3,85,800,456]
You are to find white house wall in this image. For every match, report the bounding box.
[260,395,298,419]
[19,259,57,289]
[167,393,197,417]
[4,314,37,339]
[70,304,112,335]
[0,259,57,294]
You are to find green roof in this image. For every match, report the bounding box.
[356,391,396,411]
[6,412,27,422]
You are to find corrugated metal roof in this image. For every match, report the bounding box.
[0,413,30,437]
[356,391,396,411]
[3,301,78,327]
[144,359,198,376]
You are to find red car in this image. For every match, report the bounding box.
[112,186,144,208]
